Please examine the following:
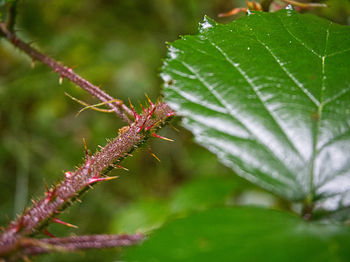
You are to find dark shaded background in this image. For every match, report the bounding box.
[0,0,349,261]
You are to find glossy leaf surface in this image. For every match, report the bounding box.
[124,207,350,261]
[162,10,350,209]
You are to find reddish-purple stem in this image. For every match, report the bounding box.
[0,22,133,123]
[21,234,144,256]
[0,102,172,259]
[0,20,174,260]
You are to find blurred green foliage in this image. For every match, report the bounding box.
[0,0,348,261]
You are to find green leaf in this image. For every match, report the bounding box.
[124,207,350,262]
[169,176,243,214]
[110,199,170,234]
[162,10,350,211]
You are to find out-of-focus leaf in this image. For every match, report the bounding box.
[110,199,170,234]
[162,10,350,213]
[169,176,243,213]
[124,207,350,262]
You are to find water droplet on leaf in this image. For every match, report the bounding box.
[285,4,294,10]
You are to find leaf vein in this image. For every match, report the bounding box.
[323,85,350,106]
[278,16,322,59]
[181,60,300,184]
[254,38,320,107]
[206,39,305,163]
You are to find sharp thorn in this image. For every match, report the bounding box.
[52,218,78,229]
[44,187,56,204]
[42,228,55,238]
[129,98,139,120]
[147,148,161,162]
[113,164,129,171]
[145,94,154,108]
[82,138,90,158]
[87,176,119,185]
[170,123,180,132]
[152,133,174,142]
[59,76,63,85]
[145,119,162,131]
[140,103,146,113]
[137,106,157,133]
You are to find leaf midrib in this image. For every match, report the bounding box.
[308,24,330,199]
[199,15,333,200]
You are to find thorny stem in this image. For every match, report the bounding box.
[0,21,133,123]
[0,14,175,261]
[0,101,173,260]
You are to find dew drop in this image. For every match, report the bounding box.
[169,46,179,59]
[247,47,250,51]
[161,73,173,84]
[285,4,294,10]
[201,21,213,30]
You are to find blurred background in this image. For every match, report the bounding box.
[0,0,349,261]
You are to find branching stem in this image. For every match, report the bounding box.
[19,234,144,256]
[0,14,174,261]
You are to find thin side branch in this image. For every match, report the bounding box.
[0,21,133,123]
[21,234,144,256]
[0,13,175,261]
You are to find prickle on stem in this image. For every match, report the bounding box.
[145,94,155,108]
[42,228,55,238]
[137,106,157,133]
[147,148,160,162]
[128,98,140,121]
[112,164,129,171]
[83,138,90,159]
[152,133,174,142]
[87,175,118,185]
[52,218,78,229]
[9,220,22,234]
[44,187,56,204]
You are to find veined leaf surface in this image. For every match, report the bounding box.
[124,207,350,261]
[162,10,350,209]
